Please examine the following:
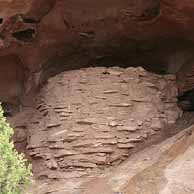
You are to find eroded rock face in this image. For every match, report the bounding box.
[1,0,194,100]
[26,123,194,194]
[0,55,24,110]
[12,67,182,179]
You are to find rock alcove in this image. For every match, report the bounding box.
[1,0,194,192]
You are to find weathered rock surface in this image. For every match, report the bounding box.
[26,123,194,194]
[11,66,182,179]
[2,1,194,193]
[1,0,194,103]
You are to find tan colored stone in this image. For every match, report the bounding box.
[109,103,132,107]
[107,69,123,76]
[109,121,118,127]
[81,147,114,154]
[76,119,96,125]
[94,133,115,139]
[96,139,117,145]
[117,143,136,149]
[103,90,119,94]
[117,126,138,132]
[54,150,78,158]
[72,140,94,147]
[47,123,61,128]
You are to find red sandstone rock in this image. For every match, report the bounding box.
[1,0,194,100]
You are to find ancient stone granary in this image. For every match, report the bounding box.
[1,0,194,190]
[12,66,182,179]
[1,0,194,105]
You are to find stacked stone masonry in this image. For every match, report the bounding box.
[14,66,182,179]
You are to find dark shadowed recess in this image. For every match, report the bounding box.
[178,89,194,112]
[39,37,194,85]
[12,29,36,42]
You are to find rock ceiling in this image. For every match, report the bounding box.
[0,0,194,68]
[0,0,194,102]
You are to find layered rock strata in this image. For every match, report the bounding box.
[12,66,182,179]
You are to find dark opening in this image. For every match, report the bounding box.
[140,1,160,21]
[12,29,35,42]
[0,18,3,24]
[1,102,13,117]
[178,89,194,111]
[22,17,37,23]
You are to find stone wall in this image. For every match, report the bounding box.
[13,66,182,179]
